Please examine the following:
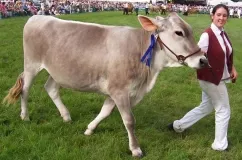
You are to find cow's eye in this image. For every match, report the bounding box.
[175,31,183,37]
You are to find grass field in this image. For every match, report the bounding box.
[0,11,242,160]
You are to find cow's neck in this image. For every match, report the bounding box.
[130,31,172,104]
[144,44,165,93]
[145,38,178,93]
[138,31,174,94]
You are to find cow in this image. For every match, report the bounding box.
[3,13,207,157]
[128,3,133,14]
[149,5,161,13]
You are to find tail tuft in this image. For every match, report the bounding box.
[2,73,24,105]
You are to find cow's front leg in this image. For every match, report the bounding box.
[84,97,116,135]
[113,95,143,158]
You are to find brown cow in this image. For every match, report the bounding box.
[149,5,161,13]
[128,3,133,14]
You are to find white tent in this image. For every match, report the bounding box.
[234,2,242,7]
[96,0,149,2]
[1,0,14,2]
[207,0,242,7]
[207,0,233,6]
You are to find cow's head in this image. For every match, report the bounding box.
[138,13,208,69]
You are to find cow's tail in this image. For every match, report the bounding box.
[3,72,24,105]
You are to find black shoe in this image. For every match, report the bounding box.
[167,122,174,131]
[225,141,232,151]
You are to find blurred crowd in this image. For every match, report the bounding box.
[169,4,241,18]
[0,0,242,19]
[0,0,146,18]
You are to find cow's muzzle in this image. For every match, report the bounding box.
[199,57,209,68]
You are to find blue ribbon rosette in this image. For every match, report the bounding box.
[140,34,156,67]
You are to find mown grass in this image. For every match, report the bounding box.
[0,11,242,160]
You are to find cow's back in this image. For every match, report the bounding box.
[23,15,150,95]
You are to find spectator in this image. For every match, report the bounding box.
[0,2,7,18]
[134,2,139,16]
[237,7,241,19]
[145,2,149,15]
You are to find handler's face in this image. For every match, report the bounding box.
[211,7,228,30]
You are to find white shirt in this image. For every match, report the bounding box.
[41,2,45,10]
[229,8,234,16]
[124,3,128,8]
[237,8,241,14]
[185,6,188,12]
[198,23,232,81]
[134,3,139,9]
[209,7,213,15]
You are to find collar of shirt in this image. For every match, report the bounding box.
[211,23,224,36]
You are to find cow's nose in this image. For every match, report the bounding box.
[199,57,208,67]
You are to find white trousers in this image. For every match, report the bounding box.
[173,80,230,151]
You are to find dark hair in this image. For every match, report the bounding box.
[212,4,229,15]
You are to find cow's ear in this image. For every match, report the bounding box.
[138,15,158,31]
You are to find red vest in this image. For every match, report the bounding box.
[197,28,233,85]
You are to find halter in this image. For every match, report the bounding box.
[156,36,201,64]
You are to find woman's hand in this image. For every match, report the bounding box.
[231,66,238,83]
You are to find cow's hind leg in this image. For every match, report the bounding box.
[44,76,71,122]
[112,94,143,157]
[84,97,115,135]
[20,71,38,121]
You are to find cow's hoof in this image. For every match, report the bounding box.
[63,115,72,122]
[84,129,93,136]
[132,148,143,158]
[20,114,30,121]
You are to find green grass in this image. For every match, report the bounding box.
[1,11,242,160]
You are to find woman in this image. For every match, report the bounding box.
[168,4,238,151]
